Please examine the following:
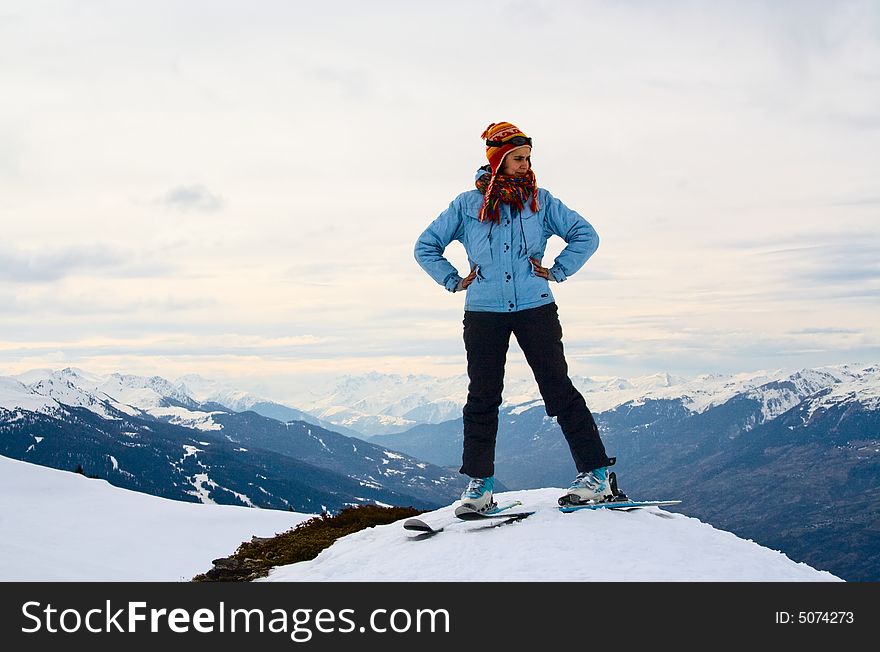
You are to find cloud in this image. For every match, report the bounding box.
[159,184,224,213]
[790,327,861,335]
[0,333,329,361]
[0,244,176,284]
[724,232,880,300]
[785,239,880,287]
[0,244,124,283]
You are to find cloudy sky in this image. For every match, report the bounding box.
[1,0,878,402]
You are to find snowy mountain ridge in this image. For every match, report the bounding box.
[295,363,880,435]
[2,368,224,431]
[2,363,878,437]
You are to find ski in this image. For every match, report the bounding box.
[403,501,530,537]
[454,500,532,521]
[558,499,681,513]
[455,508,537,521]
[557,470,679,512]
[404,510,534,539]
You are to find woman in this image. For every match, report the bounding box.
[414,121,618,512]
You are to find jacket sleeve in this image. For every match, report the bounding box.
[543,191,599,283]
[414,198,466,292]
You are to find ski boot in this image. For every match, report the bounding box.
[460,476,496,513]
[558,467,628,507]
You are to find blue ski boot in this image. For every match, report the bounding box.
[460,476,495,513]
[558,467,616,506]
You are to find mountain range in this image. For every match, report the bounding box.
[0,368,460,513]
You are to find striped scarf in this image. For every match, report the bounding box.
[476,168,540,223]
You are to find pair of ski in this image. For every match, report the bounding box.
[403,498,681,538]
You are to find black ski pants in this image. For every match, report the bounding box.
[460,302,612,479]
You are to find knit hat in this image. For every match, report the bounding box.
[481,121,532,174]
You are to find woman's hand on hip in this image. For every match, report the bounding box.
[529,257,553,280]
[458,265,479,291]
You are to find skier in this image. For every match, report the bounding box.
[414,121,618,512]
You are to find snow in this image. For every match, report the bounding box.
[806,366,880,417]
[0,376,58,413]
[0,455,840,583]
[175,373,253,407]
[148,405,224,430]
[0,455,311,582]
[259,488,839,583]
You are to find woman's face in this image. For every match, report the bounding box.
[500,146,532,177]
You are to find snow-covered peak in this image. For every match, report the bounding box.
[579,363,880,418]
[306,372,469,416]
[175,373,265,412]
[804,364,880,417]
[91,373,228,429]
[25,374,122,419]
[300,372,535,431]
[719,364,880,422]
[9,368,193,413]
[3,368,136,419]
[299,373,467,433]
[2,368,225,427]
[0,376,58,413]
[103,372,195,409]
[260,488,840,582]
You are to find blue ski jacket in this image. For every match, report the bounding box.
[414,187,599,312]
